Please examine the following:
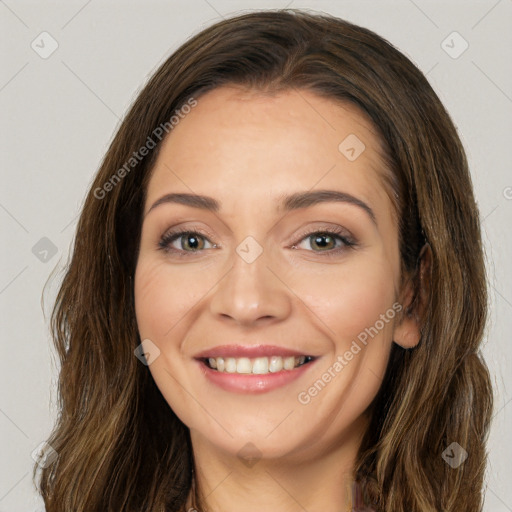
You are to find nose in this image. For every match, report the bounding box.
[208,243,292,328]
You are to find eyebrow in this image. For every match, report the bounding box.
[145,189,377,226]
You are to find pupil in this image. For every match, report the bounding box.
[313,234,333,250]
[186,235,200,250]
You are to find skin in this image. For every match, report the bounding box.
[134,85,424,512]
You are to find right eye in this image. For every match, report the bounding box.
[158,229,216,255]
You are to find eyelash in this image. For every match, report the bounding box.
[157,226,357,258]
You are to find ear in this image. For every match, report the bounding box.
[393,242,432,349]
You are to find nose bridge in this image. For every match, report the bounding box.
[208,234,292,326]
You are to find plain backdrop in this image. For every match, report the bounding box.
[1,1,511,510]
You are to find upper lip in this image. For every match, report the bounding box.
[194,344,316,359]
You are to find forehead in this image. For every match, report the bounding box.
[145,86,394,218]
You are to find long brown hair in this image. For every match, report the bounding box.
[35,9,493,511]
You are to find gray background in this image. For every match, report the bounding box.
[1,0,511,510]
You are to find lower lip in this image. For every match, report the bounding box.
[196,359,318,394]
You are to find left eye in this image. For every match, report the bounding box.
[292,230,355,253]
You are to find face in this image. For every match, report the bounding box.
[134,85,410,464]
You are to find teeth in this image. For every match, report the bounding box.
[283,356,295,370]
[236,357,252,374]
[269,355,283,373]
[252,357,268,374]
[205,355,311,374]
[225,358,237,373]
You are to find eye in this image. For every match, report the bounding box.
[157,226,357,257]
[158,229,216,255]
[291,227,357,256]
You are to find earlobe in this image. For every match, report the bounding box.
[393,302,421,349]
[393,242,432,349]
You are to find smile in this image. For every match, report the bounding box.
[203,355,315,374]
[195,355,319,394]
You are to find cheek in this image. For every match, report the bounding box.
[294,262,397,419]
[133,259,206,425]
[134,259,206,340]
[286,254,397,349]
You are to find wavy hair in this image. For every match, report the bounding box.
[34,9,493,512]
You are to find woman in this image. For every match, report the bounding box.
[34,9,493,512]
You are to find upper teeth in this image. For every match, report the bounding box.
[207,355,308,374]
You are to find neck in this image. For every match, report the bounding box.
[185,417,368,512]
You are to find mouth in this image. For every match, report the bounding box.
[193,344,320,393]
[199,355,316,375]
